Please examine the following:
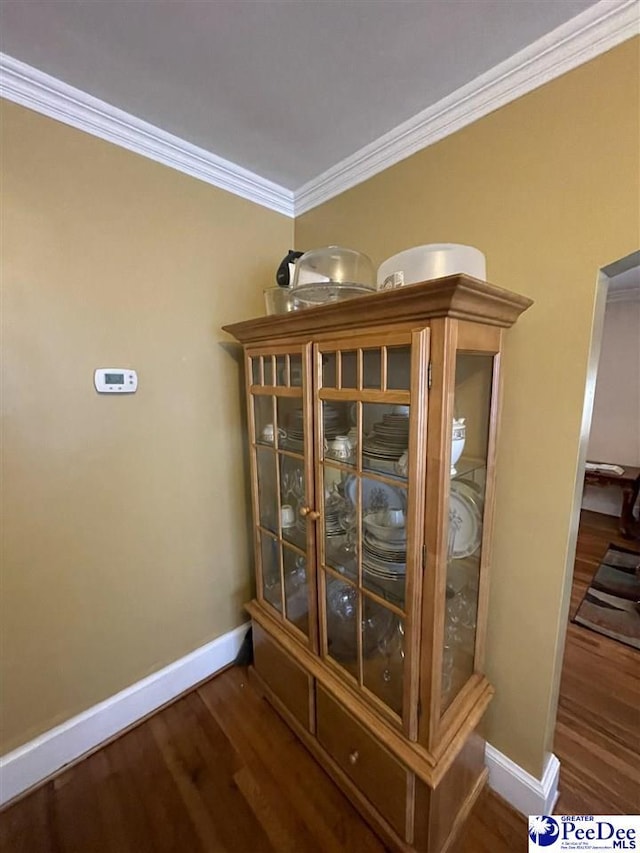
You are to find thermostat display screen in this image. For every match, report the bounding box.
[94,368,137,394]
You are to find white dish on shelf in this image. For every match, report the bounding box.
[363,510,406,543]
[344,475,406,513]
[449,480,482,559]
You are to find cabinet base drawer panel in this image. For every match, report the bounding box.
[316,684,409,840]
[253,622,313,731]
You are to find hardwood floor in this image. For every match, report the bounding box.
[1,510,637,852]
[554,510,640,816]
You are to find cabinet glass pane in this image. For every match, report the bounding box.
[289,354,303,387]
[341,351,358,388]
[363,597,404,716]
[280,454,306,549]
[386,346,411,390]
[278,397,304,454]
[360,472,407,608]
[261,532,282,612]
[321,400,353,461]
[322,352,337,388]
[322,471,356,580]
[251,357,261,386]
[263,356,275,386]
[441,354,494,712]
[325,574,358,679]
[254,395,276,446]
[283,546,308,636]
[362,402,410,479]
[275,355,287,386]
[362,349,382,389]
[256,447,278,533]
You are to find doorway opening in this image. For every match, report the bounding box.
[550,249,639,814]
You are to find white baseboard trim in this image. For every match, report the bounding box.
[0,626,561,816]
[0,623,250,806]
[486,744,560,816]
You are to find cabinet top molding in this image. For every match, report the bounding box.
[222,275,533,343]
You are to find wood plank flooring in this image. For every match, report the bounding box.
[1,510,637,852]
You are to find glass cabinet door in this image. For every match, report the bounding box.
[248,348,315,645]
[315,335,429,728]
[440,352,495,713]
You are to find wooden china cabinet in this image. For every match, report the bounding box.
[223,275,532,853]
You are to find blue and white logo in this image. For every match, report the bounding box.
[528,815,639,851]
[529,816,560,847]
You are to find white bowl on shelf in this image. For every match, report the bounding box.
[377,244,486,290]
[363,509,406,543]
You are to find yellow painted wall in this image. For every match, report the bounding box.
[0,100,293,752]
[296,39,640,777]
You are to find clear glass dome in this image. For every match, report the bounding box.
[291,246,375,306]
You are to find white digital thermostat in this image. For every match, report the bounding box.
[94,368,137,394]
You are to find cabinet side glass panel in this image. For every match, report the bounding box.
[441,354,494,712]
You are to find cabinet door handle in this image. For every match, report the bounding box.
[348,750,359,765]
[299,506,321,521]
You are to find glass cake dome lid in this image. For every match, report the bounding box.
[291,246,375,306]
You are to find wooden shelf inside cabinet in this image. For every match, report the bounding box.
[223,275,531,852]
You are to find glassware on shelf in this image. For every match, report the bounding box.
[326,577,358,663]
[284,551,309,636]
[378,617,405,685]
[264,287,299,315]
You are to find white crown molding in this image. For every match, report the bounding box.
[485,746,560,816]
[0,54,295,218]
[294,0,640,215]
[0,623,250,806]
[1,1,637,219]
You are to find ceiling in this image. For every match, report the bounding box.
[0,0,603,191]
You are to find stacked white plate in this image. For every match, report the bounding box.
[363,412,409,462]
[284,402,348,453]
[285,408,305,452]
[362,510,407,581]
[322,402,349,439]
[324,504,346,537]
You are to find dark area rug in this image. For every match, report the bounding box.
[574,543,640,649]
